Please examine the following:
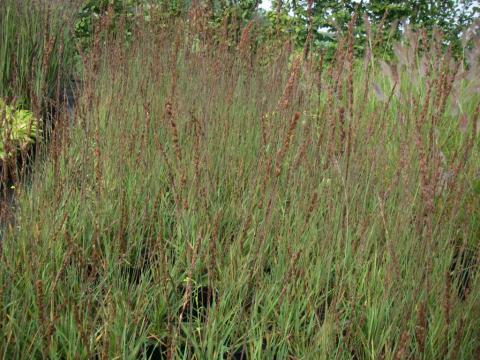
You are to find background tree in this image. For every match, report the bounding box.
[74,0,480,57]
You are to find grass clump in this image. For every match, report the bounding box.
[0,0,77,111]
[0,5,480,360]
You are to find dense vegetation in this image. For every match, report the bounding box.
[73,0,480,56]
[1,1,479,359]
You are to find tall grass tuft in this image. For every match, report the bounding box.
[0,7,479,359]
[0,0,77,111]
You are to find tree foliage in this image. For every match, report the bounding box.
[74,0,480,56]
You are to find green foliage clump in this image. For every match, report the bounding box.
[0,99,39,160]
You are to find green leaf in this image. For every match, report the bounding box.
[0,98,40,160]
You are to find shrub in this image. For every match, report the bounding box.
[74,0,145,50]
[0,98,39,160]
